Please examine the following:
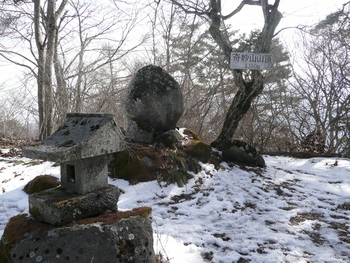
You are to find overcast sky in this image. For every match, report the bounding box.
[223,0,348,39]
[0,0,348,86]
[227,0,347,26]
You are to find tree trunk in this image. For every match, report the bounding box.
[33,0,46,139]
[209,0,282,144]
[54,49,68,125]
[74,48,84,112]
[53,8,68,125]
[215,80,263,142]
[33,0,67,139]
[41,0,57,139]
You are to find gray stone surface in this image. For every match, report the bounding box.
[29,185,120,226]
[125,65,183,142]
[22,113,125,163]
[60,155,108,194]
[127,118,155,144]
[3,210,155,263]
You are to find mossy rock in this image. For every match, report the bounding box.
[155,129,184,149]
[0,209,155,263]
[183,140,212,163]
[112,147,163,184]
[23,175,60,194]
[212,139,265,168]
[183,128,201,141]
[208,155,223,170]
[166,170,192,187]
[212,139,258,157]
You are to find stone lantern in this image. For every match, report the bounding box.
[22,113,126,225]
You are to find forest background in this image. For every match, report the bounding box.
[0,0,349,154]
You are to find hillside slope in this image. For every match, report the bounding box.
[0,149,349,262]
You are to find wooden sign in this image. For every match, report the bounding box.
[230,52,274,70]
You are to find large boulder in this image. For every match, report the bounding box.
[0,207,155,263]
[125,65,184,143]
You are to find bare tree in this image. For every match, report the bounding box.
[34,0,68,139]
[0,0,68,139]
[0,1,19,39]
[61,0,145,114]
[290,11,350,153]
[169,0,282,144]
[0,0,145,138]
[0,75,36,138]
[234,32,292,152]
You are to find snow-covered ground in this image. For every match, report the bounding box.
[1,149,350,262]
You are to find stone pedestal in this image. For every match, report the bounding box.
[29,185,120,226]
[9,113,158,262]
[0,208,156,263]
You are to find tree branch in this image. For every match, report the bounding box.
[222,0,262,20]
[55,0,68,19]
[169,0,210,16]
[0,51,37,76]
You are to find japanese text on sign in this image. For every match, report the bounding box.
[230,52,274,70]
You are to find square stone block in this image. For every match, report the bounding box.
[29,185,120,226]
[60,155,108,194]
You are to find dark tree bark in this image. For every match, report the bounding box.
[170,0,282,144]
[209,0,282,144]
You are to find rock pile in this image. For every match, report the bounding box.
[0,114,156,263]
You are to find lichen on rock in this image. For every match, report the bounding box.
[0,208,155,263]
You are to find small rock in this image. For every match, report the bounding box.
[183,141,212,163]
[23,175,60,194]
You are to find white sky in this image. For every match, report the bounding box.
[223,0,348,37]
[227,0,347,26]
[0,0,347,86]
